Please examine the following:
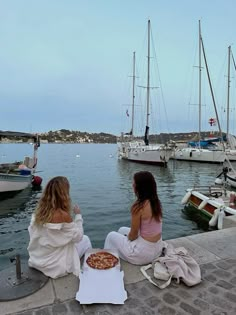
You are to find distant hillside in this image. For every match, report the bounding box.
[39,129,117,143]
[149,131,225,144]
[38,129,225,144]
[0,129,226,144]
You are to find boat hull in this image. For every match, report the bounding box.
[0,173,32,193]
[226,172,236,188]
[185,193,217,220]
[118,142,173,166]
[173,148,225,163]
[182,189,236,229]
[225,150,236,161]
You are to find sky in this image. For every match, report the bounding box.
[0,0,236,136]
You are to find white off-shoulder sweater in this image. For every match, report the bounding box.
[27,213,83,278]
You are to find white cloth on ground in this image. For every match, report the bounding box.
[104,227,163,265]
[28,213,91,278]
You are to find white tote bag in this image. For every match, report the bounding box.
[141,261,172,289]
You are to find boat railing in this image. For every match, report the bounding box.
[192,185,227,195]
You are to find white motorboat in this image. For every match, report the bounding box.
[0,131,41,195]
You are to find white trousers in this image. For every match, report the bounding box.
[75,235,92,258]
[104,227,163,265]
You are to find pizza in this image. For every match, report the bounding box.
[86,251,119,270]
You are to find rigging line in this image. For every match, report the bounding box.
[150,26,171,139]
[201,36,222,142]
[188,37,198,118]
[216,51,227,116]
[231,49,236,72]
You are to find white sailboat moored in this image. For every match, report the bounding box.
[118,20,173,166]
[173,20,226,164]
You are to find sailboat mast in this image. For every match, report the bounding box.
[144,19,151,146]
[131,51,136,137]
[146,20,151,128]
[226,45,231,141]
[198,20,202,146]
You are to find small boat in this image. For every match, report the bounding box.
[118,20,173,167]
[181,185,236,229]
[216,165,236,189]
[0,131,42,196]
[173,21,226,164]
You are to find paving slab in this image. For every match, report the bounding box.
[120,260,145,284]
[52,273,79,302]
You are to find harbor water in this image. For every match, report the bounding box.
[0,143,226,271]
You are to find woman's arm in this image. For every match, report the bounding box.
[128,211,141,241]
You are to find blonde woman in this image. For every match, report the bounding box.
[27,176,91,278]
[104,171,163,265]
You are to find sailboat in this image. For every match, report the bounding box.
[174,21,226,163]
[118,20,173,166]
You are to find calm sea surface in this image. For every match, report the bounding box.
[0,143,226,271]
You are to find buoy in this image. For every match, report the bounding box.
[198,199,209,210]
[181,190,192,205]
[32,176,42,187]
[76,154,80,158]
[209,207,220,227]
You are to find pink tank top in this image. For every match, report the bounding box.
[140,217,162,238]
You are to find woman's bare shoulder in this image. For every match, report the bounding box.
[51,209,72,223]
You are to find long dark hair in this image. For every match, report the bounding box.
[132,171,162,221]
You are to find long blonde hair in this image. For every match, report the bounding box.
[34,176,71,225]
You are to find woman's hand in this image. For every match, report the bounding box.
[73,204,81,214]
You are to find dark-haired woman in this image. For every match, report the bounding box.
[104,171,163,265]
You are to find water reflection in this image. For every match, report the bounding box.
[0,188,41,271]
[0,144,228,271]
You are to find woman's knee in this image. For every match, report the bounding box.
[118,227,130,236]
[106,231,117,241]
[104,231,117,248]
[83,235,92,249]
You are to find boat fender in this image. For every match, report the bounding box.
[32,175,43,187]
[215,178,223,185]
[181,190,192,205]
[229,192,236,208]
[198,198,209,210]
[209,207,221,227]
[217,208,226,230]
